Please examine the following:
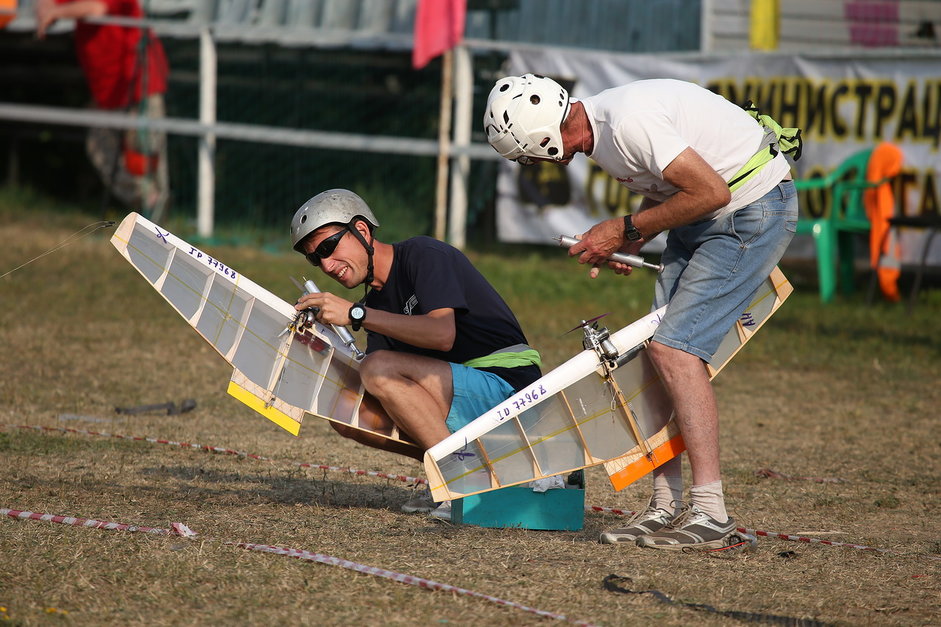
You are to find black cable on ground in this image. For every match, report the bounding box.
[602,574,830,627]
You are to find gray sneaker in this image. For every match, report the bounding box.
[401,487,438,514]
[599,499,675,544]
[428,500,452,522]
[635,504,754,551]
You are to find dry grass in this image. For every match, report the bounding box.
[1,198,939,626]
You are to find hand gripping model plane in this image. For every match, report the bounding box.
[110,212,422,456]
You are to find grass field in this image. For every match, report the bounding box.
[1,189,939,626]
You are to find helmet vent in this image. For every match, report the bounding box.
[548,147,558,156]
[503,111,510,124]
[530,95,540,105]
[500,83,509,92]
[300,215,307,224]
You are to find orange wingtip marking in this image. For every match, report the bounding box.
[608,434,686,491]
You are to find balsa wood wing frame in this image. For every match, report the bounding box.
[110,212,421,456]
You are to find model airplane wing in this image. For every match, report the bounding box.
[424,267,792,502]
[602,267,793,490]
[423,307,667,501]
[110,212,420,455]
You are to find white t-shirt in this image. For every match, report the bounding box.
[581,79,792,220]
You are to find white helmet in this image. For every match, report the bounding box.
[290,189,379,252]
[483,73,571,164]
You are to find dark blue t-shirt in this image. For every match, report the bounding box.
[364,237,540,391]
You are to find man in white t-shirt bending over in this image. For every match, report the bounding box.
[484,74,799,551]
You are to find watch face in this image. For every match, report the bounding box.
[349,304,366,331]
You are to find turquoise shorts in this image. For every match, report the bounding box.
[445,363,515,434]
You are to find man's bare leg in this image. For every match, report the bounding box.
[358,350,454,450]
[647,340,727,521]
[647,341,720,484]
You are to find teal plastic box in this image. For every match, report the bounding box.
[451,485,585,531]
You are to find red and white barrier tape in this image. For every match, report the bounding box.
[2,505,595,625]
[233,542,596,625]
[7,424,427,485]
[739,527,880,554]
[11,423,937,562]
[741,527,940,561]
[1,508,195,537]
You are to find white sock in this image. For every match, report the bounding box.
[652,458,683,516]
[690,480,728,523]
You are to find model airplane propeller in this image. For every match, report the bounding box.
[564,313,610,334]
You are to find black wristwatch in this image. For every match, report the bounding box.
[623,214,643,241]
[348,302,367,331]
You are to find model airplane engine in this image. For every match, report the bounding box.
[581,320,620,364]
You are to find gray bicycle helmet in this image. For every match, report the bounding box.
[290,189,380,253]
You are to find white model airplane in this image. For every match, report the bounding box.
[424,267,792,501]
[110,212,422,457]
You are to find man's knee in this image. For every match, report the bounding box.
[359,350,394,386]
[648,341,703,373]
[646,340,674,366]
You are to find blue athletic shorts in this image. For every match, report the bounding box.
[445,363,516,433]
[652,181,798,363]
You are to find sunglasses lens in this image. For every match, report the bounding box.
[516,155,535,165]
[306,228,346,267]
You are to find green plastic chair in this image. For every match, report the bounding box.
[794,149,877,303]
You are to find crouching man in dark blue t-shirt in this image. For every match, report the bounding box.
[290,189,542,518]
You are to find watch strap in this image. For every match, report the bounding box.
[623,214,642,241]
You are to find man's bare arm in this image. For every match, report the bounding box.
[570,147,730,267]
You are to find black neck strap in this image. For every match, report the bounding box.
[348,223,375,303]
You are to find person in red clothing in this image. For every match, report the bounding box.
[36,0,170,220]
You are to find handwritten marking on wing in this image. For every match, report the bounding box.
[452,439,476,461]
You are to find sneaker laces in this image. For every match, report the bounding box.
[621,499,672,528]
[662,501,696,529]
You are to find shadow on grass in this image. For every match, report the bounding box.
[139,464,416,512]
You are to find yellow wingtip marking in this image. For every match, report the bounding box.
[227,381,301,436]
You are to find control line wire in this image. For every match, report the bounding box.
[0,220,115,281]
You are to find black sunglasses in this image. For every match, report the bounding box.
[305,227,348,267]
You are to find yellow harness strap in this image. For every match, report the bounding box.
[727,101,802,193]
